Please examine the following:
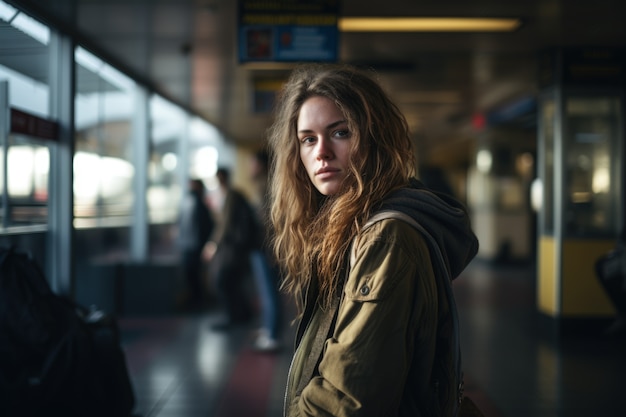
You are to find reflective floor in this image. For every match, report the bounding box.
[120,261,626,417]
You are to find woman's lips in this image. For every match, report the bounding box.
[315,167,340,178]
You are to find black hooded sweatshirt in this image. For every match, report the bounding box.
[377,178,479,280]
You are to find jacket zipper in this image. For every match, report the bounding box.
[283,343,299,416]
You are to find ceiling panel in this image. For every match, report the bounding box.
[5,0,626,167]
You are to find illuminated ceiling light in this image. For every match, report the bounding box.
[339,17,522,32]
[11,12,50,44]
[0,1,18,22]
[99,64,136,91]
[75,46,104,73]
[75,46,135,90]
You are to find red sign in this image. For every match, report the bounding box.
[10,108,58,141]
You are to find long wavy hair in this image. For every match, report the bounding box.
[267,64,416,313]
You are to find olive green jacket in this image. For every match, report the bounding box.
[285,219,446,417]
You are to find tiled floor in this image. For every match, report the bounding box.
[119,260,626,417]
[121,310,294,417]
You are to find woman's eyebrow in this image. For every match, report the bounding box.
[298,120,346,134]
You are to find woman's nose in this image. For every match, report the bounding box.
[316,137,333,160]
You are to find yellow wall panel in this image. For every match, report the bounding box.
[561,239,616,317]
[538,236,557,316]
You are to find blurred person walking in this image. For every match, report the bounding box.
[204,167,257,330]
[178,178,214,311]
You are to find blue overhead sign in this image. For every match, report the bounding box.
[238,0,339,63]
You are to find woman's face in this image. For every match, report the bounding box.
[297,96,353,196]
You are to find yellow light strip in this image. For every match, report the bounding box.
[339,17,521,32]
[394,91,462,104]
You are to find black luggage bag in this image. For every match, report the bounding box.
[0,246,136,417]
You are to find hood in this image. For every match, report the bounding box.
[377,178,478,280]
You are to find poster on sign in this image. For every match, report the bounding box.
[238,0,339,63]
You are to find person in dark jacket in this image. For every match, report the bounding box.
[267,64,479,416]
[178,178,214,310]
[205,167,257,329]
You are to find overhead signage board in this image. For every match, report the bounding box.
[238,0,339,63]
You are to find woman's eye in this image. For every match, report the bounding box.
[300,136,316,144]
[334,129,350,138]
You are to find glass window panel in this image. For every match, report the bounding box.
[0,6,51,230]
[74,46,136,229]
[148,95,185,225]
[563,96,620,237]
[73,46,136,262]
[4,136,49,225]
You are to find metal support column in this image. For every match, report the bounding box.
[131,86,149,262]
[0,81,8,229]
[47,31,75,296]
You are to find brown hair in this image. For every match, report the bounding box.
[267,63,416,313]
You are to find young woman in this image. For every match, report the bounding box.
[267,63,479,417]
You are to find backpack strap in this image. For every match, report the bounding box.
[353,210,464,414]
